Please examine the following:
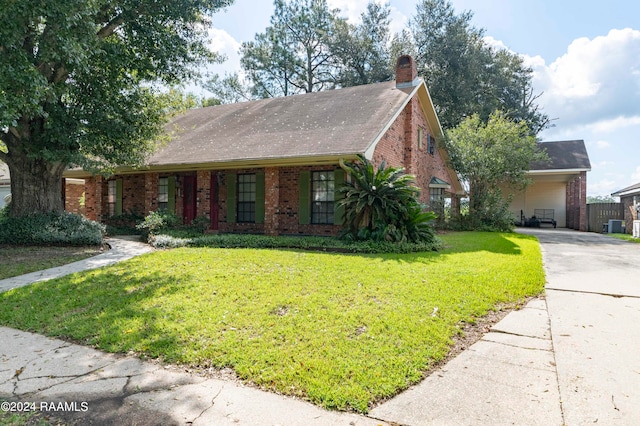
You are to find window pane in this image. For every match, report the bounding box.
[311,171,335,224]
[237,174,256,222]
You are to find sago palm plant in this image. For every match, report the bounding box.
[338,155,437,243]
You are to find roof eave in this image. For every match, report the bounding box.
[528,168,591,175]
[63,154,362,178]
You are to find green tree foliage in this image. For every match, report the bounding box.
[338,155,437,243]
[587,195,619,204]
[240,0,342,98]
[332,2,393,87]
[0,0,232,217]
[211,0,395,102]
[412,0,550,132]
[444,111,549,231]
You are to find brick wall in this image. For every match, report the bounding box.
[566,171,588,231]
[372,96,456,205]
[83,176,102,221]
[64,180,85,215]
[621,195,638,234]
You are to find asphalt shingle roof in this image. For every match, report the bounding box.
[611,182,640,197]
[531,140,591,171]
[149,81,411,167]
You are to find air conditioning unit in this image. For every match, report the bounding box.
[608,219,623,234]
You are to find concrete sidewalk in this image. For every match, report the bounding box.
[2,231,639,425]
[0,237,153,293]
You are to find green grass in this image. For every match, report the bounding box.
[0,232,544,413]
[607,233,640,243]
[0,246,104,280]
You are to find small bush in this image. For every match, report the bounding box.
[136,211,181,241]
[0,212,105,246]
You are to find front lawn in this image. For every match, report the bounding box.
[0,246,105,280]
[0,232,544,413]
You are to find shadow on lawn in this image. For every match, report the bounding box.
[345,232,532,264]
[0,267,193,362]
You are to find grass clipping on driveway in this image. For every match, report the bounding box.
[0,232,544,413]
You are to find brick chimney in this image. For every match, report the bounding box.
[395,55,419,89]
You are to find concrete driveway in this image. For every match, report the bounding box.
[372,229,640,425]
[519,228,640,425]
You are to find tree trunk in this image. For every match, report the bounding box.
[6,152,66,217]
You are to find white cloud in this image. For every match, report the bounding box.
[483,36,509,51]
[529,28,640,130]
[206,28,243,79]
[587,115,640,134]
[208,28,241,61]
[595,140,611,149]
[632,166,640,181]
[589,178,619,196]
[327,0,373,22]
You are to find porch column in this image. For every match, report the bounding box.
[84,175,104,222]
[578,171,588,232]
[196,170,211,220]
[264,167,280,236]
[144,173,158,215]
[566,179,575,229]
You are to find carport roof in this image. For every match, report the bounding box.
[531,140,591,171]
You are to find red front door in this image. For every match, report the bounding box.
[210,173,219,230]
[183,176,197,225]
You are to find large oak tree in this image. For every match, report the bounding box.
[0,0,232,217]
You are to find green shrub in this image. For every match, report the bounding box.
[0,212,105,246]
[148,232,442,253]
[136,210,181,241]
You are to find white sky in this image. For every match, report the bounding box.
[202,0,640,197]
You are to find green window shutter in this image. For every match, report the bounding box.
[255,172,265,224]
[167,176,176,214]
[115,179,123,215]
[299,170,310,225]
[226,173,236,223]
[333,169,345,225]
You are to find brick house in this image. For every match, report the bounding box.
[505,140,591,231]
[611,183,640,234]
[64,56,463,236]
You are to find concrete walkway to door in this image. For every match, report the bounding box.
[519,228,640,425]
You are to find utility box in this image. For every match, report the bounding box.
[608,219,623,234]
[633,220,640,238]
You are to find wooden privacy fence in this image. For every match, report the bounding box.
[587,202,624,232]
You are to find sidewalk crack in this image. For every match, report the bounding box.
[489,329,549,341]
[546,287,639,299]
[189,384,224,424]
